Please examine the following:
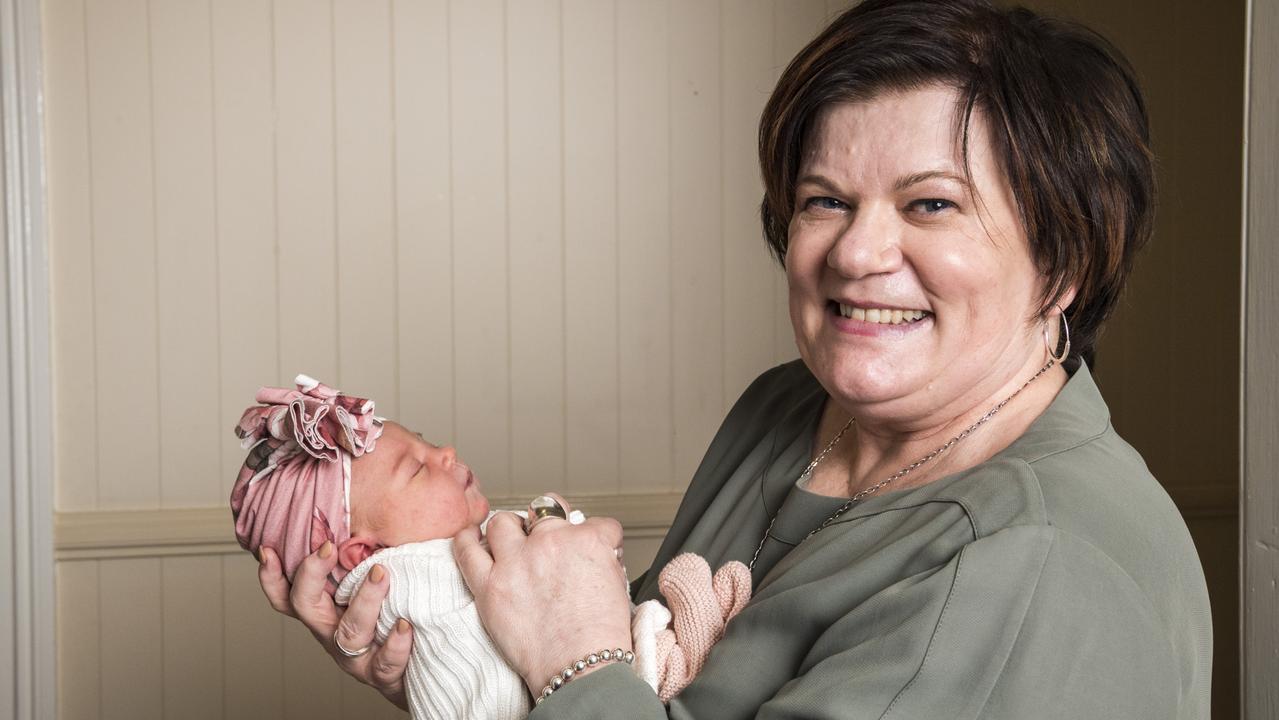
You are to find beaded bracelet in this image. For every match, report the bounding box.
[535,647,635,705]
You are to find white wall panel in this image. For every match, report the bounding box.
[564,0,619,496]
[450,0,512,493]
[212,0,278,497]
[45,0,97,511]
[507,0,566,498]
[55,562,99,719]
[161,556,224,719]
[222,553,285,718]
[335,0,399,419]
[99,558,162,719]
[85,0,159,508]
[275,0,339,386]
[151,0,221,507]
[617,0,674,493]
[392,0,454,445]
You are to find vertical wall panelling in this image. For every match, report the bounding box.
[669,0,724,485]
[563,0,619,495]
[393,0,455,444]
[99,558,163,719]
[721,0,779,403]
[45,0,97,510]
[449,0,511,491]
[160,556,223,719]
[506,0,566,497]
[275,0,338,385]
[617,0,673,493]
[282,616,342,719]
[84,0,160,508]
[55,562,99,719]
[341,673,409,720]
[151,0,221,507]
[335,0,398,418]
[221,554,284,719]
[212,0,278,496]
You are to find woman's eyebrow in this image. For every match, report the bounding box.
[894,170,970,191]
[795,174,843,194]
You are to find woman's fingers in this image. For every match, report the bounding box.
[257,547,297,618]
[583,516,623,549]
[368,619,414,710]
[483,511,527,558]
[454,525,493,594]
[290,541,341,635]
[334,564,389,657]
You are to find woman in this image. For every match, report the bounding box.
[259,0,1212,717]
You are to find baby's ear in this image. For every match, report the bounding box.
[337,536,381,571]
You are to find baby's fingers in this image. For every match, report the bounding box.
[257,547,297,618]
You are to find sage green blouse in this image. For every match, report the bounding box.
[530,361,1212,719]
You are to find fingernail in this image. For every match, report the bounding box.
[395,618,411,635]
[319,541,334,559]
[258,547,271,566]
[369,564,386,584]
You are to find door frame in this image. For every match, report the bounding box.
[1,0,55,716]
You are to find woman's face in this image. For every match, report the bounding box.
[786,85,1047,427]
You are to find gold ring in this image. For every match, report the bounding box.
[525,495,569,533]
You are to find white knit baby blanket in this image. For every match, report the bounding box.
[335,540,530,720]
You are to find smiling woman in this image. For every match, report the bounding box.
[785,89,1057,438]
[262,1,1213,717]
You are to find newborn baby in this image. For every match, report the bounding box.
[230,375,749,717]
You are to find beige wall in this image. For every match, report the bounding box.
[44,1,849,717]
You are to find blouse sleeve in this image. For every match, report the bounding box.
[531,525,1184,720]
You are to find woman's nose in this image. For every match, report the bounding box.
[825,205,903,278]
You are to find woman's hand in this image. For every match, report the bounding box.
[455,497,633,696]
[257,544,413,709]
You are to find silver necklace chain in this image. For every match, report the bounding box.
[748,357,1056,571]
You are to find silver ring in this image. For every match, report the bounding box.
[334,627,371,658]
[524,494,569,534]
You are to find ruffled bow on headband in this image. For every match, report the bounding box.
[230,374,383,590]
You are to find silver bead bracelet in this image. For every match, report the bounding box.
[535,647,635,705]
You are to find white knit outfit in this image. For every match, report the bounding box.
[335,540,530,720]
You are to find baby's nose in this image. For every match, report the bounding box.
[430,445,457,469]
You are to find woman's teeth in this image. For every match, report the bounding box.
[836,303,927,325]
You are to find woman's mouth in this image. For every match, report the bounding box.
[831,301,930,326]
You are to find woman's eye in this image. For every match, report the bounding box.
[910,198,956,214]
[804,196,846,211]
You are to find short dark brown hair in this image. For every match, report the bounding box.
[758,0,1154,362]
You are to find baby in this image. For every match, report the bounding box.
[230,375,749,718]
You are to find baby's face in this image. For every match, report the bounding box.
[349,421,490,547]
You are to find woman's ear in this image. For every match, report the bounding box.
[337,536,382,571]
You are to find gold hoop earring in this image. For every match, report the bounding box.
[1044,304,1071,363]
